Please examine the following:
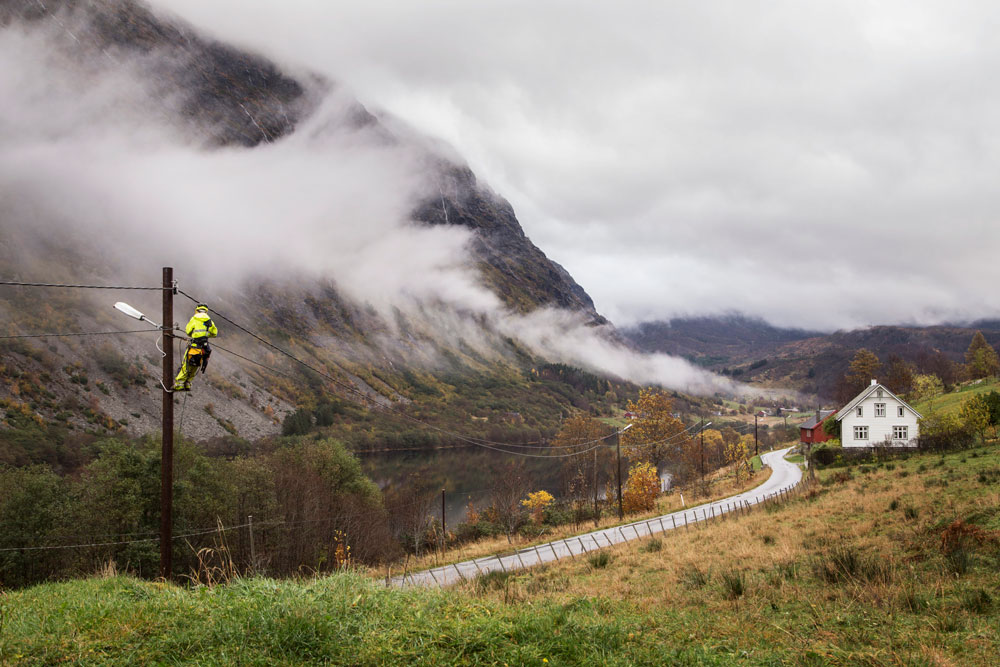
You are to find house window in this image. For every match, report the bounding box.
[898,406,905,418]
[854,425,869,440]
[856,406,863,417]
[893,425,908,440]
[875,403,886,417]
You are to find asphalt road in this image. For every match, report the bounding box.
[390,447,803,588]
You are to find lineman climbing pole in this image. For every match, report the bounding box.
[160,267,174,579]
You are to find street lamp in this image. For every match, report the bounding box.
[616,423,633,520]
[114,301,161,329]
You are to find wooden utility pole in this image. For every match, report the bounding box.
[441,488,446,551]
[593,447,599,527]
[616,430,624,520]
[160,267,174,579]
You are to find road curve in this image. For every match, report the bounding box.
[390,447,802,588]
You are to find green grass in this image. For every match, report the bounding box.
[912,377,1000,417]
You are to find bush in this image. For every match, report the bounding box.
[721,570,746,600]
[588,552,612,569]
[918,413,975,451]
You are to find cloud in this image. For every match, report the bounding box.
[1,11,753,399]
[147,0,1000,331]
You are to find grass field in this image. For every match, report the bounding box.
[912,377,1000,417]
[5,446,999,665]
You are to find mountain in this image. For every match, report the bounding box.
[624,315,1000,401]
[0,0,620,462]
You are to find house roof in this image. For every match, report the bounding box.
[834,381,922,421]
[799,409,836,430]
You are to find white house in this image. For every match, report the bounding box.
[834,379,921,447]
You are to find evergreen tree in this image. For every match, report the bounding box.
[965,331,1000,380]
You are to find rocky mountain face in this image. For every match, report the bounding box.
[0,0,606,450]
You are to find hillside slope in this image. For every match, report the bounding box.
[0,0,615,450]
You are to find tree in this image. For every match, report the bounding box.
[620,388,689,478]
[551,415,612,510]
[909,374,944,404]
[726,436,752,482]
[621,462,659,514]
[883,355,915,396]
[965,331,1000,380]
[843,349,881,400]
[983,391,1000,427]
[490,461,529,543]
[960,395,991,444]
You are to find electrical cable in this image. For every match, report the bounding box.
[0,281,167,290]
[0,329,161,339]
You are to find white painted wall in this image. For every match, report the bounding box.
[839,388,919,447]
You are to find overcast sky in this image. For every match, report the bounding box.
[149,0,1000,331]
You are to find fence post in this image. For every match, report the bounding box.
[578,537,588,553]
[564,540,576,559]
[247,515,255,574]
[472,558,483,575]
[515,550,527,569]
[428,568,441,587]
[453,564,466,582]
[671,515,677,530]
[658,517,666,532]
[496,555,507,572]
[684,512,689,531]
[550,543,561,561]
[533,544,544,565]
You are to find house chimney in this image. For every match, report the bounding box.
[871,379,877,386]
[815,408,821,424]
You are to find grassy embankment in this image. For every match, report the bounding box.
[4,445,1000,664]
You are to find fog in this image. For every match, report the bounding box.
[0,6,754,397]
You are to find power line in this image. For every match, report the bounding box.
[0,281,167,290]
[0,329,160,340]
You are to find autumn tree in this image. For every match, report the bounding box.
[620,388,689,478]
[621,462,660,514]
[965,331,1000,380]
[490,461,529,543]
[839,348,881,402]
[883,355,915,395]
[909,374,943,404]
[726,436,752,482]
[960,395,991,443]
[551,415,613,513]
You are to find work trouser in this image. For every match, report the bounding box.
[173,340,211,390]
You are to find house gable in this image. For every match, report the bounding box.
[834,380,921,447]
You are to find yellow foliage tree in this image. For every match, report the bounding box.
[521,490,554,524]
[621,388,689,475]
[622,461,660,514]
[726,436,752,482]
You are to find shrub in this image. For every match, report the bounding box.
[640,538,662,553]
[520,490,554,525]
[904,506,919,520]
[889,499,900,511]
[588,552,612,569]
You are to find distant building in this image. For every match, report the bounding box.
[833,379,921,447]
[799,409,836,446]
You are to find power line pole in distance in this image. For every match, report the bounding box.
[616,423,632,520]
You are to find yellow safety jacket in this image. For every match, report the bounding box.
[185,312,218,341]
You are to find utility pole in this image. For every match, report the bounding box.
[616,423,632,520]
[441,488,446,551]
[160,267,174,579]
[593,446,599,527]
[700,417,705,481]
[754,412,759,457]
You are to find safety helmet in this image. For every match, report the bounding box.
[195,303,209,313]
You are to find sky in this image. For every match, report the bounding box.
[143,0,1000,332]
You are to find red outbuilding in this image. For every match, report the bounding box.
[799,409,836,445]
